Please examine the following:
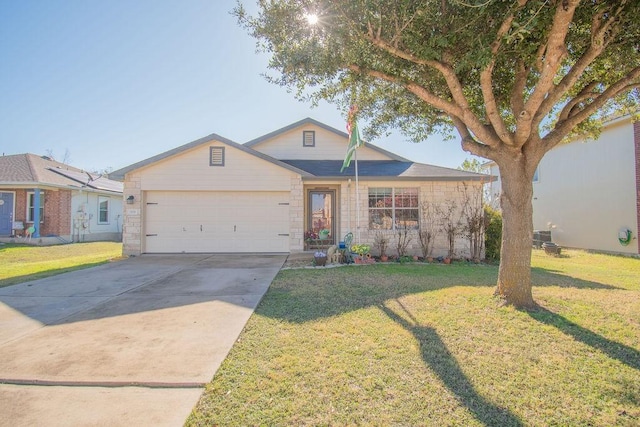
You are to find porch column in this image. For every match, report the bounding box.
[33,188,41,237]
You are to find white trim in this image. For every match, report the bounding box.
[26,191,45,223]
[98,196,110,225]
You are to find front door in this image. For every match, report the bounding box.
[308,190,335,246]
[0,192,14,236]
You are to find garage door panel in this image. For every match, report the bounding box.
[144,191,289,253]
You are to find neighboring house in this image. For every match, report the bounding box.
[485,116,639,255]
[0,154,124,244]
[111,118,489,257]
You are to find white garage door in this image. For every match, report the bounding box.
[143,191,290,253]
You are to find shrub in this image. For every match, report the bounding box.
[484,206,502,261]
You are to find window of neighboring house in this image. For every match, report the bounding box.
[26,192,45,223]
[368,187,419,230]
[98,197,109,224]
[210,146,225,166]
[303,130,315,147]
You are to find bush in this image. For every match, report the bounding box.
[484,206,502,261]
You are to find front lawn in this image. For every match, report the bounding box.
[187,249,640,426]
[0,242,124,287]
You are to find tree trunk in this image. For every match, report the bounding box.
[495,156,536,309]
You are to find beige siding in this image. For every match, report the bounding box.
[137,143,296,191]
[489,117,638,255]
[121,141,302,256]
[252,124,392,161]
[531,119,637,254]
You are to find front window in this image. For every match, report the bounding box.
[98,197,109,224]
[369,188,419,230]
[27,192,45,223]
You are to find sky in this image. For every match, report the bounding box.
[0,0,476,173]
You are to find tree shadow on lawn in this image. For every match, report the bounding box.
[258,265,631,424]
[267,265,622,323]
[380,301,524,426]
[528,307,640,371]
[531,267,625,289]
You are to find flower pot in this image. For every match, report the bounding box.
[314,256,327,266]
[443,257,451,264]
[380,255,388,262]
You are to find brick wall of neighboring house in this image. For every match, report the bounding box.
[635,120,640,254]
[43,189,72,236]
[12,189,72,236]
[13,190,27,228]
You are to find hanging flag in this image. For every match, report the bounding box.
[341,106,364,172]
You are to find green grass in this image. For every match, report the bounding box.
[0,242,124,287]
[187,249,640,426]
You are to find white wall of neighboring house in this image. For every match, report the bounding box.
[70,191,123,242]
[487,117,639,255]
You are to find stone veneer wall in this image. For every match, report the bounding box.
[289,176,305,252]
[346,180,484,259]
[122,173,142,256]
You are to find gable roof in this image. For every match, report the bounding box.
[0,154,123,193]
[109,132,313,180]
[244,117,410,162]
[281,160,492,181]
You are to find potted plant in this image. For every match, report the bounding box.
[351,244,371,264]
[373,232,389,262]
[313,250,327,266]
[318,228,330,240]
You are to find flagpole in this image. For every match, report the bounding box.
[355,146,360,244]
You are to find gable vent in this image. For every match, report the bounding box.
[210,146,225,166]
[303,130,315,147]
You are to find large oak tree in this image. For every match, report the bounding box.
[237,0,640,308]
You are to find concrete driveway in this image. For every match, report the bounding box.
[0,253,286,426]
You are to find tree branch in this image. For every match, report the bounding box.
[544,65,640,151]
[453,116,495,159]
[537,2,626,122]
[523,0,578,115]
[558,81,599,121]
[347,65,460,116]
[480,8,521,146]
[348,64,501,148]
[510,60,528,117]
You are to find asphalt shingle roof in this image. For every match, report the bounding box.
[0,154,123,193]
[280,160,490,181]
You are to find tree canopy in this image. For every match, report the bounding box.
[238,0,638,154]
[237,0,640,308]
